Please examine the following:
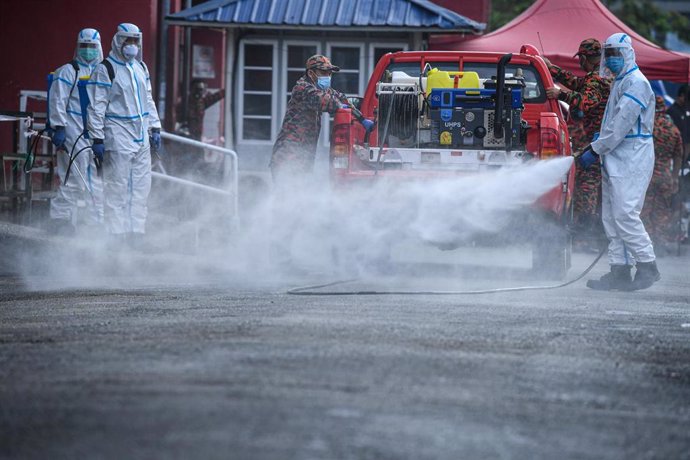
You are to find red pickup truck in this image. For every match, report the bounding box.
[330,47,575,278]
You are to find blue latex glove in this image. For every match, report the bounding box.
[360,118,375,132]
[92,140,105,162]
[578,147,599,169]
[150,129,161,151]
[340,103,350,109]
[52,126,66,149]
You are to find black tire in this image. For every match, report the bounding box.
[532,200,573,280]
[532,230,572,280]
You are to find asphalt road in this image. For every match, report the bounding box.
[1,249,689,459]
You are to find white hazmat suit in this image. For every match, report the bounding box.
[87,23,161,235]
[591,33,656,267]
[49,28,104,226]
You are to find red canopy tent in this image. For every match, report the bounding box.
[431,0,690,83]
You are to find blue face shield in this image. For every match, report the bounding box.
[316,76,331,90]
[606,56,625,75]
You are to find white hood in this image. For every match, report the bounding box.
[600,33,637,80]
[110,23,143,63]
[73,28,103,67]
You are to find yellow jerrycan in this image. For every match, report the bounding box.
[425,68,480,96]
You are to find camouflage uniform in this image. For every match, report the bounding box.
[641,96,684,245]
[666,85,690,154]
[187,88,225,140]
[271,56,346,180]
[269,55,346,267]
[548,39,611,238]
[667,87,690,223]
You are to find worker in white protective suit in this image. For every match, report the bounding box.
[580,33,660,291]
[49,28,105,235]
[87,23,161,246]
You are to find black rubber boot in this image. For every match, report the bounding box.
[586,265,633,290]
[626,261,661,291]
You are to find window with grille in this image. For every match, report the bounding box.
[240,42,275,141]
[330,45,362,96]
[285,44,318,106]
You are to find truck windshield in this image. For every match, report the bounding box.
[384,61,546,103]
[462,63,545,103]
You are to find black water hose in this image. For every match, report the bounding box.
[61,132,87,184]
[349,105,365,122]
[67,132,85,162]
[339,97,376,146]
[64,144,96,185]
[419,63,431,97]
[287,246,606,296]
[419,62,431,108]
[383,91,418,140]
[494,53,513,140]
[364,126,372,146]
[23,128,47,173]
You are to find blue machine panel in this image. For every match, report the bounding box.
[429,88,522,109]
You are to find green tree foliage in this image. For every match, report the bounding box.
[489,0,690,45]
[488,0,534,32]
[602,0,690,45]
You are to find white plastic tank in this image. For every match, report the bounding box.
[391,71,427,91]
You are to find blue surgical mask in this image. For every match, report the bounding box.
[606,56,624,74]
[79,47,99,62]
[122,44,139,61]
[316,76,331,90]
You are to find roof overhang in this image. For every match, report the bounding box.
[165,0,485,34]
[164,19,482,34]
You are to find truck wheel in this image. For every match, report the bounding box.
[532,231,572,280]
[532,196,574,280]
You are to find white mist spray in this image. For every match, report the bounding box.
[20,156,573,289]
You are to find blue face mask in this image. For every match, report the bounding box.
[79,47,100,62]
[316,76,331,90]
[606,56,625,74]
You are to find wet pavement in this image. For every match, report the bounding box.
[1,250,689,459]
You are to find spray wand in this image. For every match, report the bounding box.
[76,76,103,177]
